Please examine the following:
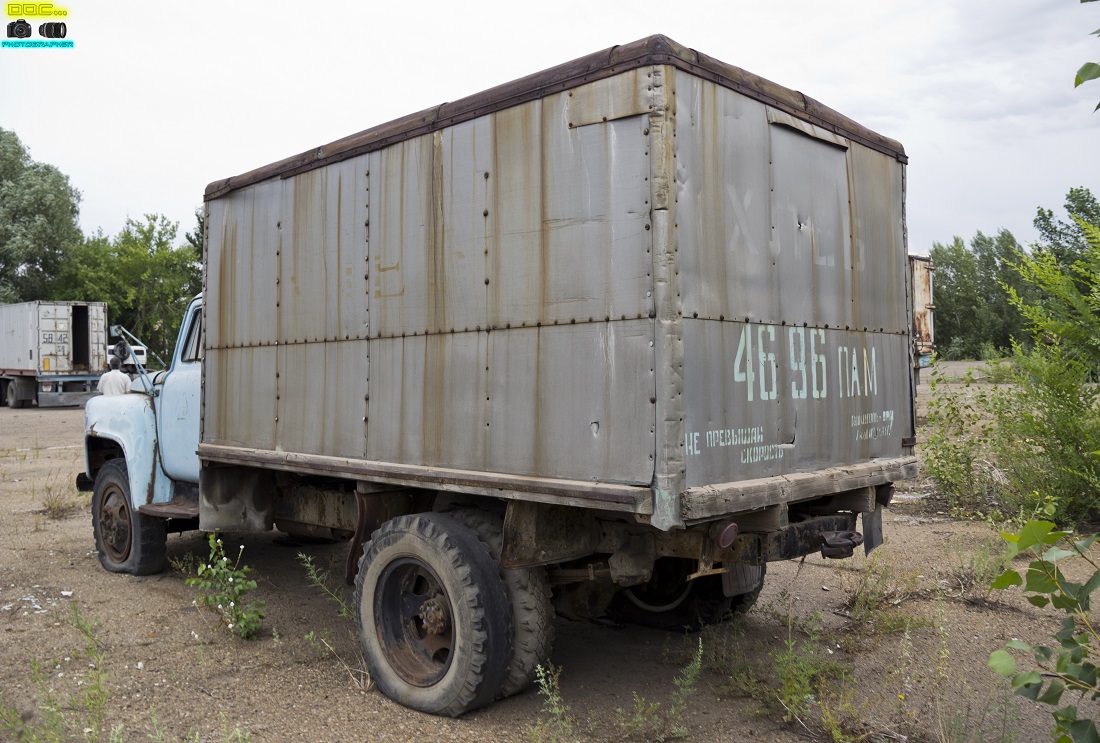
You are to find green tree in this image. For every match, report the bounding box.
[929,229,1030,359]
[52,215,200,364]
[0,128,82,302]
[183,207,204,298]
[1007,217,1100,367]
[1033,187,1100,269]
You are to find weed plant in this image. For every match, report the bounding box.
[297,552,353,619]
[187,534,265,639]
[527,663,576,743]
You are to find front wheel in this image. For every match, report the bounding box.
[354,513,514,716]
[91,459,166,575]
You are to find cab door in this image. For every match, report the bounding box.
[157,301,202,483]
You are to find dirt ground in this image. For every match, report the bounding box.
[0,371,1095,742]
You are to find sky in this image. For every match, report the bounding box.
[1,0,1097,256]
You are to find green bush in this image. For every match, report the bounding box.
[924,365,997,514]
[988,518,1100,743]
[982,345,1100,525]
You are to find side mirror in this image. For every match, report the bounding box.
[109,325,122,339]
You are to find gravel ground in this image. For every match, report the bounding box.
[0,392,1093,742]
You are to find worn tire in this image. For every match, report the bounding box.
[609,558,765,632]
[91,459,166,575]
[6,382,27,409]
[354,513,513,716]
[443,508,555,698]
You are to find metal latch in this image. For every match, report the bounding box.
[820,530,864,559]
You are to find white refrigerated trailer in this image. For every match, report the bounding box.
[1,300,107,407]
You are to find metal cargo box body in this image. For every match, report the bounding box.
[673,73,912,493]
[201,35,915,526]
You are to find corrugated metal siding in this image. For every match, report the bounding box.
[205,72,657,483]
[363,74,656,483]
[0,301,104,374]
[366,322,654,483]
[38,303,72,372]
[204,346,278,450]
[368,83,653,337]
[673,73,912,488]
[89,304,107,372]
[202,60,911,503]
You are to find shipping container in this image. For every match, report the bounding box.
[0,301,107,407]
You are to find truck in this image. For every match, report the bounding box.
[1,300,108,408]
[909,255,935,375]
[80,35,918,717]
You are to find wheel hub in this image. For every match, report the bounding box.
[419,596,450,636]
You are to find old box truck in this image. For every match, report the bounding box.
[81,35,918,716]
[1,300,107,407]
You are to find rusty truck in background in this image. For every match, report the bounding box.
[1,300,108,407]
[80,35,919,717]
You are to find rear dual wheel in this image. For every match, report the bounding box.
[6,382,28,409]
[444,508,555,698]
[354,513,514,716]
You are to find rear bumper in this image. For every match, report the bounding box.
[680,455,918,522]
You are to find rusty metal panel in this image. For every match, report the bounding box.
[275,340,367,459]
[566,68,652,128]
[673,73,912,491]
[205,182,280,349]
[368,82,652,337]
[680,322,911,488]
[365,321,654,484]
[850,145,908,335]
[278,157,369,344]
[203,346,277,450]
[909,256,935,362]
[367,137,433,335]
[768,123,853,326]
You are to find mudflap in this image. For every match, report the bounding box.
[862,504,884,556]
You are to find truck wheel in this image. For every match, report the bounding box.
[443,508,555,698]
[608,558,764,631]
[6,382,27,409]
[91,459,167,575]
[354,513,513,716]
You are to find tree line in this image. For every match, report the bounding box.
[0,128,201,363]
[929,187,1100,360]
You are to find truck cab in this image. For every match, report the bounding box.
[79,295,203,573]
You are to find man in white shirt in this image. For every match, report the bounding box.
[97,356,130,396]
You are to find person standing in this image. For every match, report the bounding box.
[97,356,130,396]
